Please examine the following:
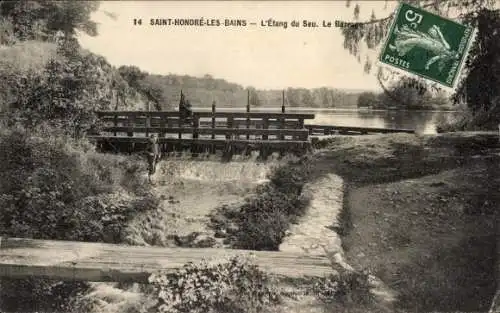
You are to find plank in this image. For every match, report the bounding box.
[304,124,415,134]
[96,111,180,118]
[101,119,302,130]
[96,111,315,120]
[0,237,334,283]
[194,112,315,120]
[87,136,311,148]
[100,127,309,137]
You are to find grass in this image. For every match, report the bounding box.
[310,132,500,312]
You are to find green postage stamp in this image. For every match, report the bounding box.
[379,2,477,89]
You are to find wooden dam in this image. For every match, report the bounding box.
[88,106,415,159]
[89,106,316,158]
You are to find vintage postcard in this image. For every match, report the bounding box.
[0,1,499,313]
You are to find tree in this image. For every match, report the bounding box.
[357,91,378,108]
[0,1,100,42]
[118,66,167,110]
[247,87,261,107]
[4,38,124,137]
[118,66,147,89]
[339,0,500,123]
[286,88,302,107]
[301,89,315,107]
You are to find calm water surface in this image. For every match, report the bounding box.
[199,107,461,134]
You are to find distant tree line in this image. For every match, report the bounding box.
[357,77,451,110]
[114,66,371,109]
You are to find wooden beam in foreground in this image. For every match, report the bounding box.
[0,237,334,283]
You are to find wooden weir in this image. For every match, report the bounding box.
[0,237,334,282]
[88,107,316,158]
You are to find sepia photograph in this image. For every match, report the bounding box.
[0,0,499,312]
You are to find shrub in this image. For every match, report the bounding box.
[269,157,312,195]
[0,279,88,312]
[210,157,312,251]
[312,270,373,305]
[148,256,281,313]
[0,127,155,242]
[0,126,160,312]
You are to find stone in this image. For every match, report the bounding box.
[191,234,217,248]
[214,229,226,238]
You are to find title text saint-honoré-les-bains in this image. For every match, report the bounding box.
[148,18,362,29]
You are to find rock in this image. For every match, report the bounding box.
[173,232,217,248]
[191,234,217,248]
[173,232,200,246]
[214,229,226,238]
[226,223,239,234]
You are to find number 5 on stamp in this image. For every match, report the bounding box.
[378,2,476,89]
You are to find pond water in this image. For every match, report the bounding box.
[197,107,462,134]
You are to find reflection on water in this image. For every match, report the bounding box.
[196,107,461,134]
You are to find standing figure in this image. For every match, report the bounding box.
[146,134,160,183]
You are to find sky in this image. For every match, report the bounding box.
[78,1,400,91]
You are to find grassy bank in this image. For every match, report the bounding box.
[311,132,500,312]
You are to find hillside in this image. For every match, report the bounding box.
[117,67,365,110]
[0,40,150,115]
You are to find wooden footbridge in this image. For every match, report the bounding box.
[0,237,334,282]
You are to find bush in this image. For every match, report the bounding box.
[0,126,160,312]
[312,270,373,305]
[0,127,155,242]
[148,256,281,313]
[436,98,500,133]
[210,157,312,251]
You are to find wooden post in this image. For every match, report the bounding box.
[167,117,172,132]
[211,102,216,140]
[298,118,304,129]
[178,115,182,139]
[246,93,250,140]
[159,114,166,138]
[226,116,234,140]
[279,90,285,140]
[295,118,304,140]
[193,114,199,139]
[113,114,118,137]
[279,117,285,140]
[145,113,151,137]
[179,90,183,113]
[282,90,286,113]
[262,117,269,140]
[127,114,134,137]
